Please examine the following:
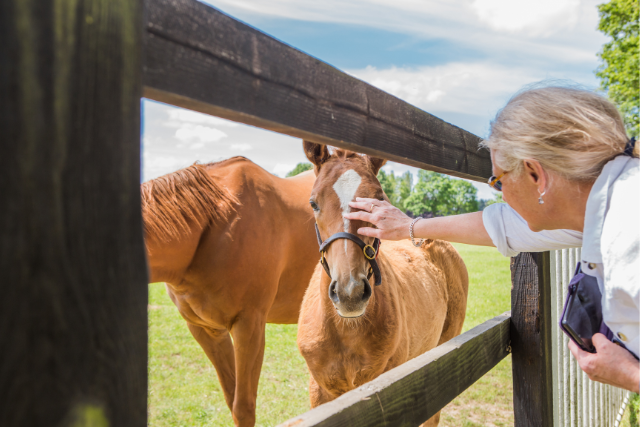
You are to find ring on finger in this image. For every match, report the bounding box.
[370,203,375,212]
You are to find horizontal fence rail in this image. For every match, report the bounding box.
[276,312,511,427]
[142,0,492,182]
[550,249,630,427]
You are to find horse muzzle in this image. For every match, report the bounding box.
[329,275,372,318]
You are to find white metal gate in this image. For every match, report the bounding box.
[550,248,630,427]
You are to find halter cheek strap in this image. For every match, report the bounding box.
[315,223,382,286]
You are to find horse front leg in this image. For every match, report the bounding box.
[229,314,266,427]
[186,324,236,411]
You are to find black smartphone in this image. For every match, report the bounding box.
[559,264,602,354]
[561,315,596,353]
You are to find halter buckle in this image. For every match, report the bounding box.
[363,245,377,260]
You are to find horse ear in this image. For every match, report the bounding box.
[303,141,331,174]
[366,156,387,176]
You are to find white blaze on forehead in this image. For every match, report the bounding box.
[332,169,362,253]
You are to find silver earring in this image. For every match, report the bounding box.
[538,190,546,205]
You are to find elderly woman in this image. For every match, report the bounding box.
[345,86,639,393]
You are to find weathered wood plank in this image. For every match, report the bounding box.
[0,0,147,426]
[510,252,554,427]
[276,312,511,427]
[142,0,492,182]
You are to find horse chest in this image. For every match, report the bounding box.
[314,351,383,395]
[305,331,394,396]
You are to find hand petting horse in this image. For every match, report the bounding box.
[142,157,318,427]
[297,142,469,427]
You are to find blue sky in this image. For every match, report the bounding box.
[143,0,608,200]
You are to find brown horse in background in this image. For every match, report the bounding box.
[297,142,469,426]
[142,157,318,427]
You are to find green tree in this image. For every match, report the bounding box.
[596,0,639,137]
[484,192,504,207]
[377,170,412,209]
[286,162,313,177]
[450,179,480,214]
[404,171,478,216]
[397,171,412,207]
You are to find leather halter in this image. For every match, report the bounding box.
[315,223,382,286]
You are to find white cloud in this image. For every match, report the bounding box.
[175,124,228,143]
[143,155,183,171]
[168,109,239,127]
[471,0,580,36]
[230,143,253,151]
[142,134,160,148]
[142,100,308,182]
[348,62,540,117]
[142,154,192,181]
[381,164,394,173]
[273,163,296,177]
[206,0,605,65]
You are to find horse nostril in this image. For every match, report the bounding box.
[362,278,372,302]
[329,281,339,304]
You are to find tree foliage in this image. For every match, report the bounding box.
[403,170,479,216]
[377,170,412,209]
[479,192,504,210]
[596,0,639,137]
[282,165,489,216]
[286,162,313,177]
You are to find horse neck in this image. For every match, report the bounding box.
[145,218,208,286]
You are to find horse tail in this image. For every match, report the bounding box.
[141,162,237,242]
[420,240,469,345]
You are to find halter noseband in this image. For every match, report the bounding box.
[315,223,382,286]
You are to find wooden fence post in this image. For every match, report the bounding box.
[0,0,146,426]
[511,252,554,427]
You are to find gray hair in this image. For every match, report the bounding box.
[482,85,636,182]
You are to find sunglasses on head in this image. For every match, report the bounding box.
[488,171,507,191]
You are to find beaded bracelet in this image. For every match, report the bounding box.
[410,217,423,247]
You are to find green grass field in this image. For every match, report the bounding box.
[148,243,637,426]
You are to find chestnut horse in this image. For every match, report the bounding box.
[297,142,469,426]
[142,157,318,427]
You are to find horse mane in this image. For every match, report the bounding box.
[141,162,237,242]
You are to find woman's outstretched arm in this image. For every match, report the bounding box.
[345,197,495,246]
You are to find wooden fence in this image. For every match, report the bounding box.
[0,0,628,426]
[1,1,147,426]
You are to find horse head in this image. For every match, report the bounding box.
[304,141,387,318]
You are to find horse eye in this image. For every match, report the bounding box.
[309,200,319,211]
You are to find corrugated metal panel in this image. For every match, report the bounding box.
[550,248,629,426]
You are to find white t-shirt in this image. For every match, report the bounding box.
[483,155,640,358]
